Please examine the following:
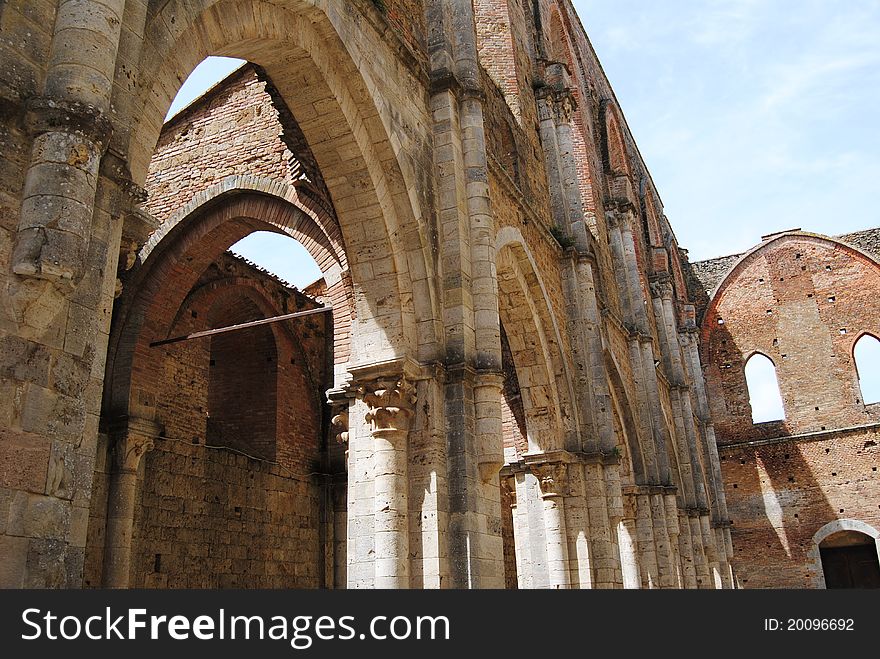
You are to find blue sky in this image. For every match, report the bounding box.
[165,1,880,285]
[573,0,880,261]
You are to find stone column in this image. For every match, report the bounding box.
[584,461,619,588]
[633,491,660,588]
[102,417,159,588]
[329,401,350,588]
[617,515,641,589]
[361,376,417,589]
[562,463,593,588]
[680,327,734,587]
[688,511,712,588]
[501,474,525,588]
[12,0,125,284]
[664,492,684,588]
[677,509,698,588]
[531,460,571,589]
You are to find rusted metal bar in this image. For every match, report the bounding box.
[149,306,332,347]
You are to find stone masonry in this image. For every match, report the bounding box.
[1,0,738,589]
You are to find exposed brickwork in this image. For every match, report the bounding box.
[132,440,320,588]
[83,252,328,588]
[696,230,880,588]
[719,428,879,588]
[145,65,332,227]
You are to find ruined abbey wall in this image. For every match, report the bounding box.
[690,230,880,587]
[2,0,738,589]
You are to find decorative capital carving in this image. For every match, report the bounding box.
[331,408,349,444]
[649,276,674,301]
[552,90,577,124]
[360,377,417,434]
[532,462,568,498]
[113,433,155,474]
[538,93,555,122]
[109,417,160,473]
[500,474,518,507]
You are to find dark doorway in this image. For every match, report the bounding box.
[819,532,880,588]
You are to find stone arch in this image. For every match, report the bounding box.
[808,519,880,588]
[114,0,442,367]
[495,227,576,452]
[600,102,632,181]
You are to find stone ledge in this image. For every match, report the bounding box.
[718,421,880,451]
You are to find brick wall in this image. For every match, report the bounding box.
[85,253,329,588]
[132,439,320,588]
[694,231,880,587]
[719,428,879,588]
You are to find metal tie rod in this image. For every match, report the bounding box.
[149,306,332,348]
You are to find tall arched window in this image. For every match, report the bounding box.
[854,334,880,405]
[744,353,785,423]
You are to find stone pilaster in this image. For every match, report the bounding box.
[102,417,159,588]
[617,511,641,589]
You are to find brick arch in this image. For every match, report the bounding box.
[116,0,441,365]
[700,232,880,360]
[177,276,325,396]
[496,227,577,452]
[704,232,880,322]
[143,176,347,277]
[701,231,880,440]
[104,192,344,421]
[600,102,632,180]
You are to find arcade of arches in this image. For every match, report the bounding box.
[0,0,875,590]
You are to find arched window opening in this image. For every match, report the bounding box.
[113,53,342,589]
[744,353,785,423]
[230,231,322,289]
[854,334,880,405]
[819,531,880,589]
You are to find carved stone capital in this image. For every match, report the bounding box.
[649,276,674,301]
[552,90,577,124]
[537,93,555,122]
[25,97,113,150]
[532,462,568,498]
[331,408,349,444]
[500,474,518,508]
[360,376,417,435]
[109,417,160,473]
